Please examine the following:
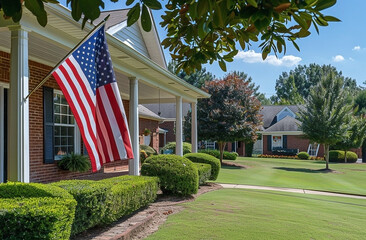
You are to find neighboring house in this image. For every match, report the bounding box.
[257,105,324,157]
[0,5,209,183]
[257,105,362,158]
[143,103,191,143]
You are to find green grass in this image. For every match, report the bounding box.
[216,157,366,195]
[147,189,366,240]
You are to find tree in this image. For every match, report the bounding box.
[354,90,366,163]
[168,61,214,88]
[298,73,354,170]
[274,64,360,104]
[193,73,262,163]
[333,117,366,162]
[1,0,340,73]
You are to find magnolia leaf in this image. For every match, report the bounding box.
[219,60,227,72]
[142,0,162,10]
[141,4,152,31]
[0,0,21,17]
[323,15,341,22]
[246,0,258,8]
[127,3,140,26]
[126,0,134,6]
[315,0,337,11]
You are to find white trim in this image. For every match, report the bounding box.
[0,82,9,88]
[175,96,183,156]
[106,21,127,35]
[129,77,140,176]
[276,106,296,121]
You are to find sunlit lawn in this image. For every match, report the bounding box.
[147,189,366,240]
[216,157,366,195]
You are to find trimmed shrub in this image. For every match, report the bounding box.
[140,144,158,164]
[297,152,310,160]
[162,142,192,155]
[100,175,159,223]
[52,180,112,235]
[194,163,212,185]
[198,149,238,160]
[141,155,199,196]
[329,150,358,163]
[184,153,221,180]
[53,176,159,236]
[0,182,76,240]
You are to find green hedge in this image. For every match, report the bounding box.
[0,182,76,240]
[140,144,158,164]
[329,150,358,163]
[100,176,159,224]
[184,153,221,180]
[141,155,198,196]
[52,176,159,236]
[297,152,310,160]
[194,163,212,185]
[162,142,192,155]
[198,149,238,160]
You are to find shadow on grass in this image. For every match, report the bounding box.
[221,165,242,170]
[273,167,335,173]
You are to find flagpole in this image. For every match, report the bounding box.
[24,14,110,100]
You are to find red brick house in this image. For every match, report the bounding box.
[257,105,361,158]
[0,5,209,183]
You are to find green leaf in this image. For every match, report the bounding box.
[24,0,48,27]
[44,0,59,3]
[219,60,227,71]
[0,0,21,17]
[246,0,258,8]
[292,13,308,29]
[126,0,134,6]
[127,3,140,26]
[315,0,337,11]
[142,0,162,10]
[323,15,341,22]
[141,4,152,31]
[71,0,82,21]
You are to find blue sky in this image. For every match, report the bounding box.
[60,0,366,97]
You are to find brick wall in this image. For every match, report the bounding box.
[0,51,130,183]
[159,121,175,143]
[139,118,159,152]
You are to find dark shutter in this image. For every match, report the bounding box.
[283,135,287,149]
[267,135,272,151]
[44,87,54,164]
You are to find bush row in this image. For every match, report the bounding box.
[329,150,358,163]
[194,163,212,185]
[184,153,221,180]
[52,175,159,236]
[0,182,76,240]
[198,149,238,160]
[258,154,324,161]
[162,142,192,154]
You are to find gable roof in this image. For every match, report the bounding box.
[263,116,301,132]
[139,105,165,121]
[143,103,191,120]
[260,105,301,128]
[94,9,167,68]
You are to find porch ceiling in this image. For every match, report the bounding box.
[0,4,210,103]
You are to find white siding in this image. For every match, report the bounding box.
[112,23,150,58]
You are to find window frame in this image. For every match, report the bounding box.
[53,90,81,160]
[271,134,283,150]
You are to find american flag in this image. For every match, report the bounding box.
[52,24,134,172]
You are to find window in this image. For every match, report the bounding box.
[277,107,295,122]
[307,143,319,156]
[272,135,282,149]
[53,92,79,160]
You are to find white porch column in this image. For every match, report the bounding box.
[0,86,4,183]
[175,96,183,156]
[8,26,30,182]
[191,102,198,153]
[129,77,139,175]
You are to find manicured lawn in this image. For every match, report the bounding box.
[147,189,366,240]
[216,157,366,195]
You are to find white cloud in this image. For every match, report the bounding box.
[353,46,361,51]
[234,50,302,67]
[349,57,355,61]
[332,55,345,62]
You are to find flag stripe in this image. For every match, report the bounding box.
[96,90,121,160]
[53,69,101,170]
[109,83,133,158]
[105,83,133,158]
[96,106,114,162]
[98,86,127,159]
